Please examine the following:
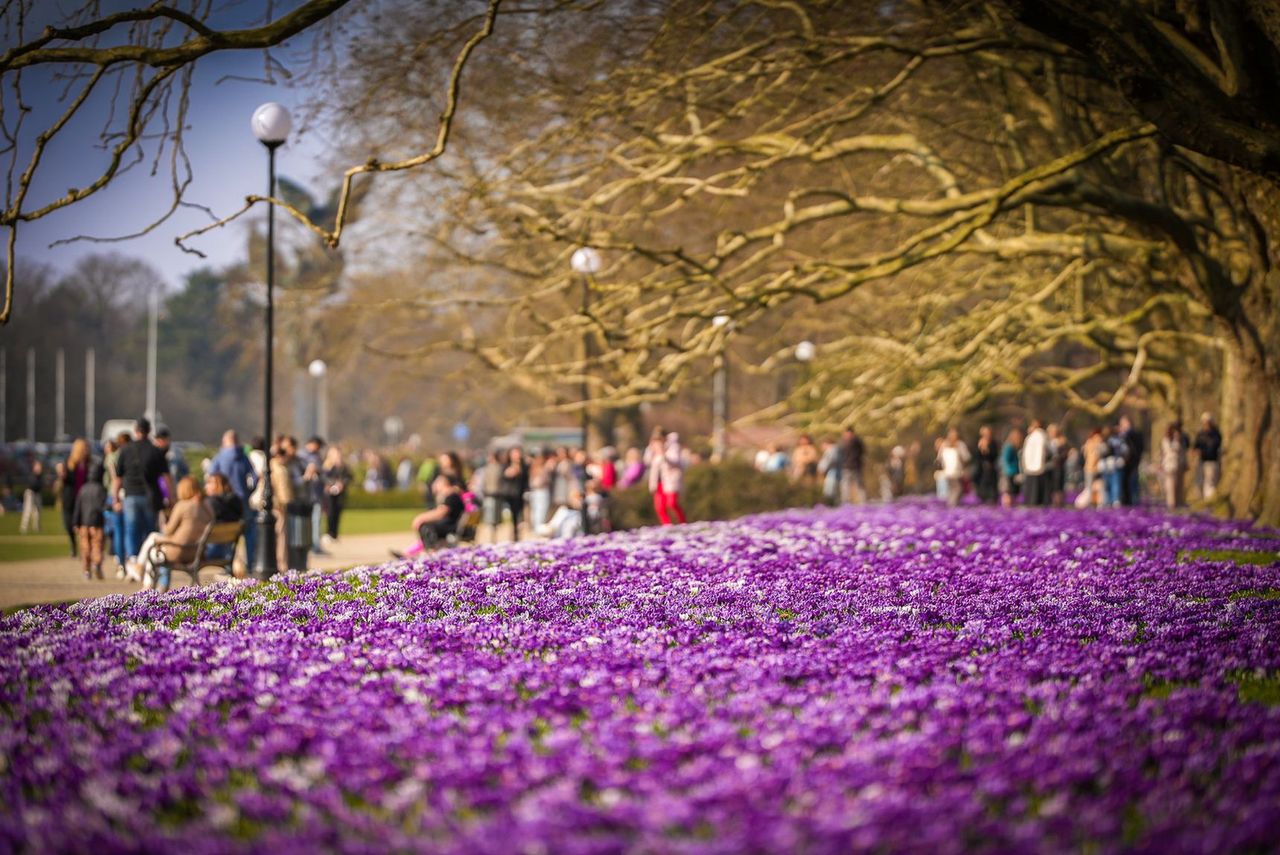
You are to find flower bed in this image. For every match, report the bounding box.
[3,504,1279,853]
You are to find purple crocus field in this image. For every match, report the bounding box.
[3,504,1280,854]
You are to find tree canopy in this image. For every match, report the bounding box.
[7,0,1280,520]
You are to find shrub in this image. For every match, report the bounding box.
[609,461,823,529]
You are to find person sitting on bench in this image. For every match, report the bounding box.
[131,476,212,593]
[391,475,465,559]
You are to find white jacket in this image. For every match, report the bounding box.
[1022,428,1048,475]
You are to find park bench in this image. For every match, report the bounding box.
[447,506,481,546]
[146,520,244,587]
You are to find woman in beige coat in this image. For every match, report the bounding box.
[133,476,212,593]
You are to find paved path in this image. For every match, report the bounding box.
[0,525,524,612]
[0,532,408,612]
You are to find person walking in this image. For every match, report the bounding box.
[886,445,907,501]
[270,436,307,571]
[480,450,503,541]
[619,447,646,489]
[1193,413,1223,501]
[1161,421,1189,509]
[113,418,172,577]
[1103,425,1128,508]
[1081,428,1104,508]
[1022,420,1049,507]
[939,428,971,508]
[501,446,530,541]
[1046,424,1068,506]
[71,462,108,580]
[648,430,687,525]
[102,434,131,575]
[59,439,92,557]
[818,438,842,505]
[321,445,351,544]
[791,434,820,485]
[528,450,553,533]
[1118,416,1144,506]
[999,429,1022,508]
[973,426,999,504]
[300,437,327,556]
[19,459,44,534]
[838,427,867,504]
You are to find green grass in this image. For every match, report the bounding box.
[0,511,73,562]
[335,509,420,536]
[0,539,74,562]
[1180,548,1280,566]
[1234,672,1280,706]
[1228,588,1280,601]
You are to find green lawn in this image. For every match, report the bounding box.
[337,508,419,536]
[0,510,71,562]
[1182,547,1280,566]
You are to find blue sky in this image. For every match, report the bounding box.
[14,14,336,293]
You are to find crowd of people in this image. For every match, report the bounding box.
[755,413,1225,511]
[392,427,691,555]
[6,419,356,590]
[6,417,700,586]
[7,409,1228,589]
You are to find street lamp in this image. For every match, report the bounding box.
[711,314,732,462]
[308,359,328,440]
[251,101,291,579]
[570,247,601,454]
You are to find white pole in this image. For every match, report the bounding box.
[85,348,95,440]
[146,290,158,423]
[26,347,34,441]
[55,348,65,438]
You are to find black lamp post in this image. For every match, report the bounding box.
[570,246,602,533]
[251,102,291,579]
[570,247,602,451]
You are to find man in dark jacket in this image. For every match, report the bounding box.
[112,417,172,570]
[1118,415,1144,506]
[1193,413,1224,500]
[838,427,866,504]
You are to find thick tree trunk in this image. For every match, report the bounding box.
[1218,291,1280,526]
[1202,169,1280,526]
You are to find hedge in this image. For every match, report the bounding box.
[608,461,823,530]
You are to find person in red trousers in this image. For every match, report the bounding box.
[647,429,687,525]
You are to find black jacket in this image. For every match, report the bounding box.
[72,481,107,528]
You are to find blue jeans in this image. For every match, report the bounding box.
[1104,470,1124,507]
[103,508,125,564]
[311,501,324,552]
[242,513,258,569]
[123,495,156,560]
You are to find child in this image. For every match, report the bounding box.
[72,463,108,580]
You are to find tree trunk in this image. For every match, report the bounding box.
[1217,292,1280,526]
[1203,169,1280,526]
